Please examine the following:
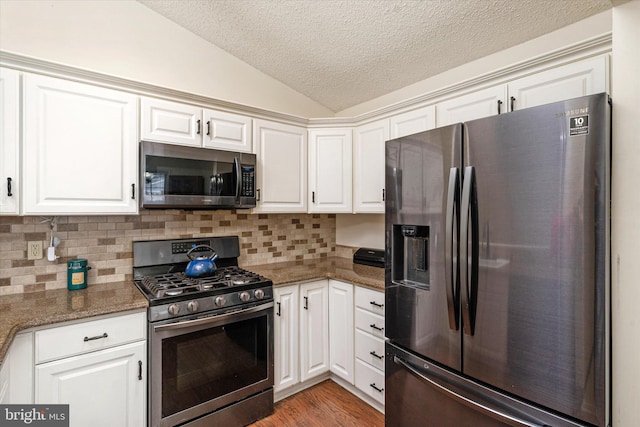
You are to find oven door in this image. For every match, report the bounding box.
[149,301,274,427]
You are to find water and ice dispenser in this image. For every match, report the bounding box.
[392,225,430,288]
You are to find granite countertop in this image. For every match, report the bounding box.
[248,256,385,291]
[0,257,383,365]
[0,281,148,364]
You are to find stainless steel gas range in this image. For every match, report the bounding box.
[133,236,274,427]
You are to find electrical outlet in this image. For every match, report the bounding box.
[27,241,43,260]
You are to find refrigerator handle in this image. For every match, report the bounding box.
[393,356,543,427]
[460,166,479,336]
[445,167,460,330]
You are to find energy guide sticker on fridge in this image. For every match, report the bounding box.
[569,115,589,136]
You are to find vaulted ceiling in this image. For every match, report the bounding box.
[137,0,614,112]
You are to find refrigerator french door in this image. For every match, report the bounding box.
[385,93,609,427]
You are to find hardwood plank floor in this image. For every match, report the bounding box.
[249,380,384,427]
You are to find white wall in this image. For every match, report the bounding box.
[336,214,384,249]
[0,0,332,118]
[611,1,640,425]
[336,10,613,117]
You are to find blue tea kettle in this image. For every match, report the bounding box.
[185,245,218,277]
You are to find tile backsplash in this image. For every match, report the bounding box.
[0,211,336,295]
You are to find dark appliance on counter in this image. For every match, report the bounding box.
[140,141,256,210]
[385,93,610,426]
[353,247,385,268]
[133,236,274,427]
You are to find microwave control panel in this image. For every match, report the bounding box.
[241,166,255,197]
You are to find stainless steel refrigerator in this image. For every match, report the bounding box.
[384,93,610,427]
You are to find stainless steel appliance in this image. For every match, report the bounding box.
[140,141,256,210]
[133,236,274,427]
[385,93,610,426]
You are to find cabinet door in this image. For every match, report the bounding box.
[299,280,329,381]
[140,97,201,147]
[436,85,507,127]
[0,68,19,215]
[0,332,33,404]
[508,55,608,111]
[36,341,146,427]
[389,105,436,139]
[328,280,354,384]
[23,74,138,214]
[253,119,307,213]
[273,284,300,392]
[203,109,252,153]
[353,120,388,213]
[308,128,352,213]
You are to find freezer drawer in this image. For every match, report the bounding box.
[385,342,585,427]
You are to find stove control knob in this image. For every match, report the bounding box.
[168,304,180,316]
[239,291,251,302]
[254,289,265,300]
[215,296,226,307]
[187,301,199,313]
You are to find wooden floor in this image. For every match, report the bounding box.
[249,380,384,427]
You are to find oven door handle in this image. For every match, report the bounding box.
[153,301,273,332]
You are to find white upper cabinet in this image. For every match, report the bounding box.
[389,105,436,139]
[23,74,138,215]
[140,97,201,147]
[353,119,388,213]
[0,68,20,215]
[141,97,252,152]
[436,85,507,127]
[507,55,608,111]
[253,119,307,213]
[308,128,353,213]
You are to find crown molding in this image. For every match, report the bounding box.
[1,31,611,129]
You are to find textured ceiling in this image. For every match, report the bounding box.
[137,0,613,113]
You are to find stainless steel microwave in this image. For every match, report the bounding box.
[140,141,256,209]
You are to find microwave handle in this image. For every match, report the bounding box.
[234,157,241,201]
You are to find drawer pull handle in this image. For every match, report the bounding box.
[370,350,384,360]
[370,383,384,393]
[370,323,384,331]
[369,300,384,308]
[84,333,108,342]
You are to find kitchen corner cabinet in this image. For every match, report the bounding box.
[389,105,436,139]
[22,74,138,214]
[308,128,352,213]
[328,280,354,384]
[353,120,388,213]
[253,119,308,213]
[141,97,252,153]
[273,284,300,393]
[0,332,34,404]
[299,280,330,381]
[0,68,20,215]
[35,311,146,427]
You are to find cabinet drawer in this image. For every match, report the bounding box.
[355,287,385,316]
[355,359,385,405]
[355,329,385,371]
[35,311,146,364]
[355,308,385,339]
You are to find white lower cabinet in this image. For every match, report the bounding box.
[33,311,147,427]
[0,332,33,404]
[36,341,145,427]
[274,280,330,393]
[354,286,385,405]
[328,280,354,383]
